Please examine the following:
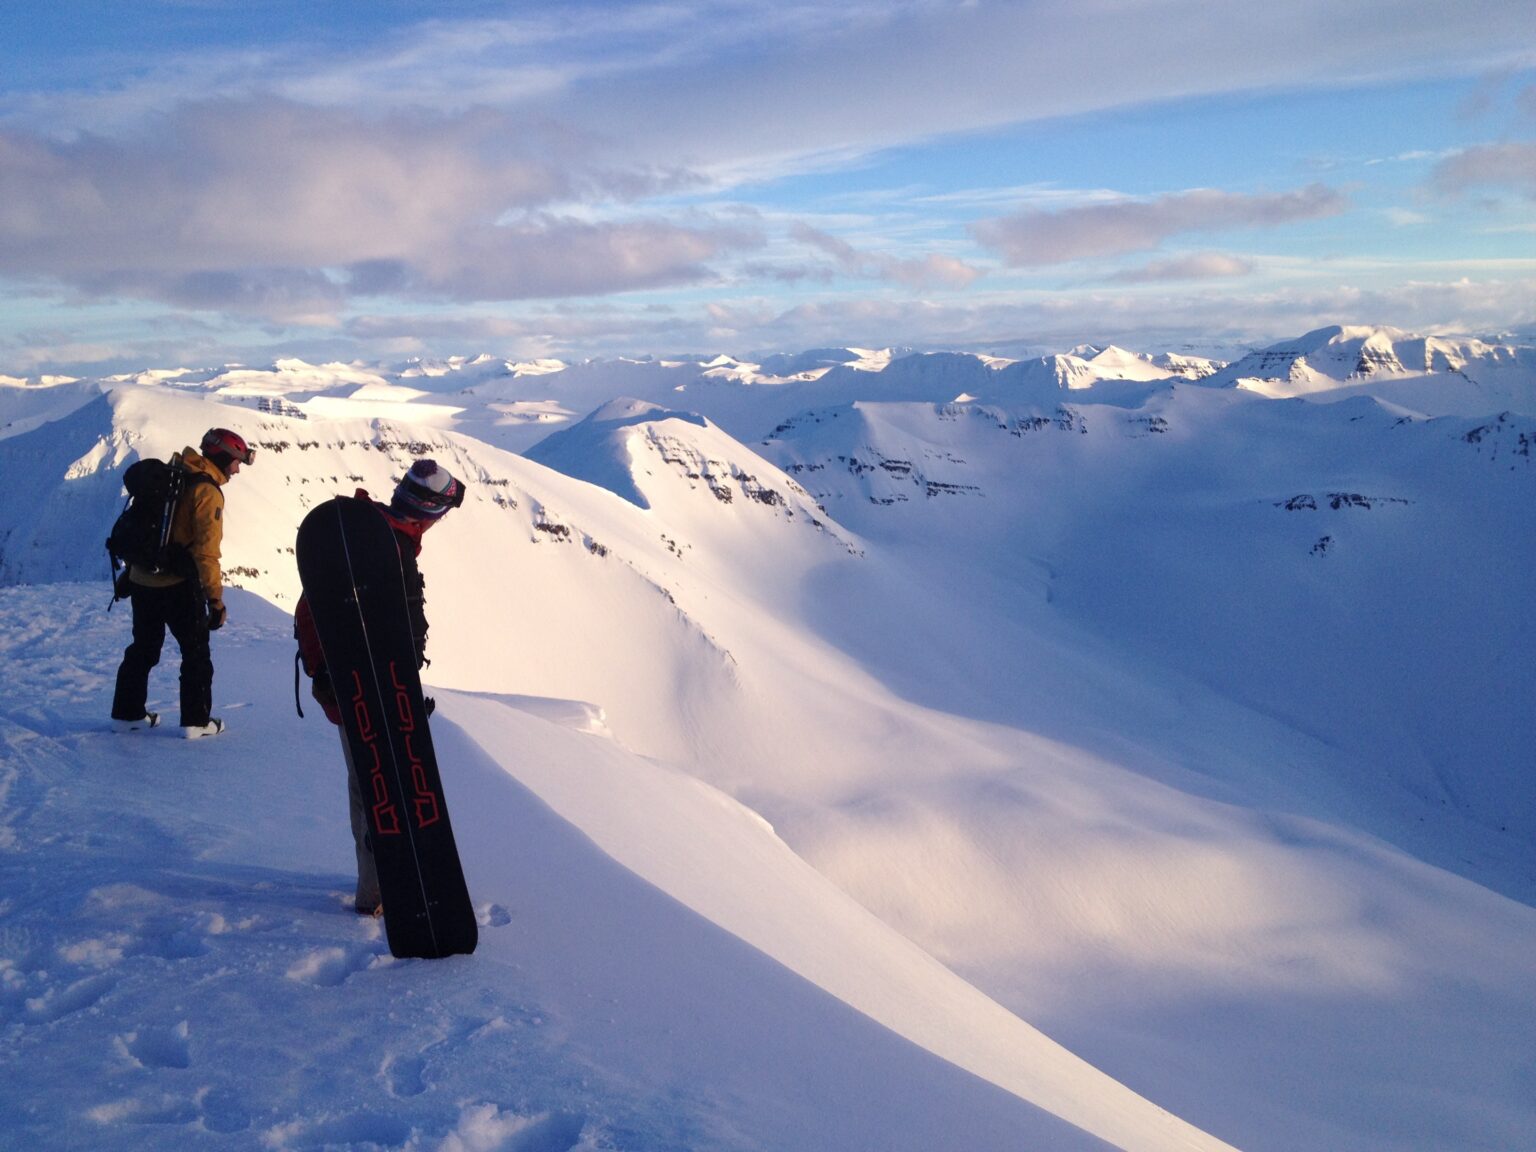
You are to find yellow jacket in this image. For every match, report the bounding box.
[127,447,229,603]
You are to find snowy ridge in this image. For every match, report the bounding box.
[1,323,1535,1151]
[525,398,851,555]
[0,585,1138,1152]
[1209,325,1536,412]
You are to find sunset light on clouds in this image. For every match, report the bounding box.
[2,0,1533,373]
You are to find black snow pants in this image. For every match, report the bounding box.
[112,580,214,728]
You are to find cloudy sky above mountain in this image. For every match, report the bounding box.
[2,0,1534,373]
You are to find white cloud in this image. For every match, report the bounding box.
[971,185,1349,266]
[789,224,983,289]
[9,3,1533,188]
[0,101,566,271]
[365,276,1501,361]
[1363,149,1451,167]
[883,253,984,290]
[84,267,348,327]
[1109,253,1255,283]
[1431,141,1536,199]
[686,275,1536,354]
[376,214,761,301]
[501,2,1536,185]
[2,3,1533,358]
[0,98,756,317]
[9,270,1535,375]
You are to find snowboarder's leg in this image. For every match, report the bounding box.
[165,582,214,728]
[111,586,166,721]
[339,731,381,913]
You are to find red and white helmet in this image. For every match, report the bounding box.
[200,428,255,470]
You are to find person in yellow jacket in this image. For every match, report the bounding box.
[111,427,254,738]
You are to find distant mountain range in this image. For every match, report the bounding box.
[8,324,1531,454]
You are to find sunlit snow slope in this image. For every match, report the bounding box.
[2,325,1534,1152]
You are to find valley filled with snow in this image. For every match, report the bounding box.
[1,325,1533,1151]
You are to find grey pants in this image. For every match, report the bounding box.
[338,733,382,910]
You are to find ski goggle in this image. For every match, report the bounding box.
[394,462,465,519]
[405,477,463,509]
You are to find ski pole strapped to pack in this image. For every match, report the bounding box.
[106,456,210,591]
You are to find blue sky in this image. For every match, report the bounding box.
[2,1,1533,374]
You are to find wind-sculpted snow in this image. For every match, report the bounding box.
[0,585,1142,1152]
[0,395,136,585]
[526,398,857,557]
[1,324,1535,1151]
[0,376,105,442]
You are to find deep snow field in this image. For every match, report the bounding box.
[1,326,1534,1152]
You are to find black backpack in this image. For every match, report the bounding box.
[106,457,210,593]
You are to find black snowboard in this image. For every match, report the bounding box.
[295,496,477,959]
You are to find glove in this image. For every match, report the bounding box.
[207,599,227,630]
[310,670,342,726]
[425,696,437,717]
[312,670,337,711]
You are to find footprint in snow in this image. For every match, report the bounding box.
[88,1083,252,1134]
[382,1013,502,1099]
[384,1051,427,1098]
[24,972,118,1024]
[87,1092,201,1127]
[284,943,381,987]
[130,915,212,961]
[508,1111,592,1152]
[115,1019,191,1069]
[437,1104,592,1152]
[478,902,513,928]
[263,1112,414,1150]
[196,1084,253,1134]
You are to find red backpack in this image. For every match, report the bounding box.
[293,595,341,725]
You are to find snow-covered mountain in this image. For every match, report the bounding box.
[2,341,1231,456]
[2,325,1534,1152]
[1208,324,1536,412]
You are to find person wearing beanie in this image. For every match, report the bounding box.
[390,458,465,523]
[293,459,465,916]
[111,427,254,739]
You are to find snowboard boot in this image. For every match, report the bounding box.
[181,718,225,740]
[111,711,160,733]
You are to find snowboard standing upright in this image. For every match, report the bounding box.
[295,496,477,959]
